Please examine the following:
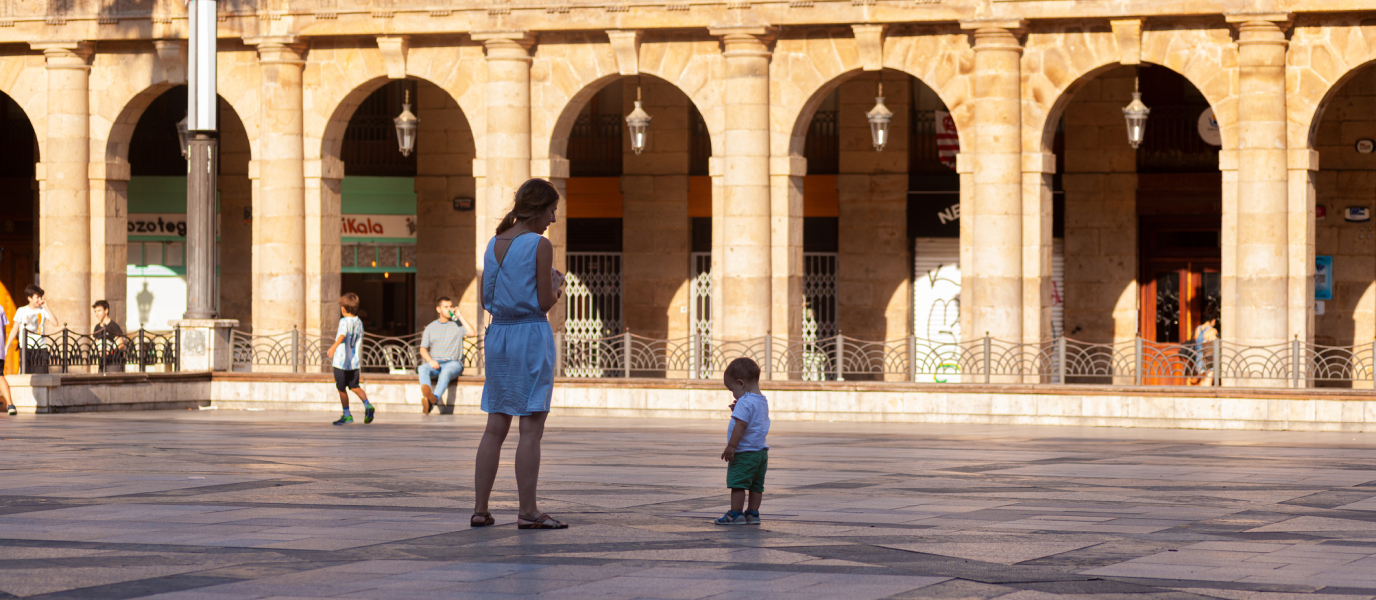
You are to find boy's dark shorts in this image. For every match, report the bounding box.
[726,448,768,493]
[333,368,361,392]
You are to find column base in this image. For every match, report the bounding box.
[170,319,240,372]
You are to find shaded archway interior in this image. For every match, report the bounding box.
[124,86,252,331]
[1309,62,1376,353]
[0,91,37,374]
[334,78,477,337]
[1058,65,1220,372]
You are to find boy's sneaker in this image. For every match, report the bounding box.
[364,405,375,424]
[744,510,760,525]
[714,511,747,525]
[6,405,15,416]
[333,414,353,426]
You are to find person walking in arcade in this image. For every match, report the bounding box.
[470,178,567,530]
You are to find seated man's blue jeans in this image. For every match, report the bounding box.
[419,360,464,398]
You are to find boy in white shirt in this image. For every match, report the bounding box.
[4,285,57,376]
[0,303,11,415]
[715,357,770,525]
[327,293,373,425]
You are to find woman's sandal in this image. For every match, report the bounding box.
[470,512,495,528]
[517,514,568,530]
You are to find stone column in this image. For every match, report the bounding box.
[247,37,307,334]
[33,41,94,334]
[473,31,535,330]
[1229,16,1291,347]
[1288,149,1317,346]
[959,22,1025,345]
[769,154,804,349]
[91,161,130,329]
[710,27,773,342]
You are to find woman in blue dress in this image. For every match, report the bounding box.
[471,178,568,530]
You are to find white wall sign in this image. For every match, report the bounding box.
[342,215,417,238]
[128,214,189,237]
[1197,107,1222,146]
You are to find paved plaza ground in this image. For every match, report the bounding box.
[3,412,1376,599]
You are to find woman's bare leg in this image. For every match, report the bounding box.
[515,411,549,518]
[0,375,10,410]
[473,413,513,514]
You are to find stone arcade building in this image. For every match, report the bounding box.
[0,0,1373,371]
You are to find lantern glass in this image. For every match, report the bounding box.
[1122,90,1150,149]
[866,96,893,152]
[393,90,419,157]
[626,99,652,155]
[176,115,190,159]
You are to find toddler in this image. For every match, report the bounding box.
[715,357,770,525]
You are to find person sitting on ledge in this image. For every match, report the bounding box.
[418,296,474,415]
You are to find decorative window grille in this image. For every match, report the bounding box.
[803,252,838,339]
[690,252,713,378]
[804,110,839,175]
[341,244,417,270]
[563,252,623,377]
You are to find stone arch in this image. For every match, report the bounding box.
[532,34,725,165]
[0,54,49,162]
[770,29,975,162]
[305,40,485,165]
[1022,23,1238,155]
[1288,19,1376,149]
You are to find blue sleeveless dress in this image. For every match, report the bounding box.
[481,232,555,416]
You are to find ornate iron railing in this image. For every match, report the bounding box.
[16,327,178,373]
[223,329,1376,389]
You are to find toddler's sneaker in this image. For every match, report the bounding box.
[714,511,747,525]
[744,510,760,525]
[364,405,375,424]
[333,414,353,426]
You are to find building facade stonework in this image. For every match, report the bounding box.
[0,0,1372,360]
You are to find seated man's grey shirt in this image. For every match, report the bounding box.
[420,320,466,362]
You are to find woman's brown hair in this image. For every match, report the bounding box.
[495,178,561,235]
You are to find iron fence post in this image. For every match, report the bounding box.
[18,328,25,374]
[291,327,300,374]
[983,334,991,384]
[834,332,845,382]
[1213,338,1221,387]
[1292,336,1302,389]
[908,334,917,383]
[623,330,631,379]
[61,326,69,374]
[1134,336,1143,386]
[764,333,773,381]
[1057,336,1067,384]
[691,332,700,379]
[174,325,181,372]
[554,331,564,378]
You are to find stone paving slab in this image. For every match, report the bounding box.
[5,412,1376,598]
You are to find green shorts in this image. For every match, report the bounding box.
[726,448,768,493]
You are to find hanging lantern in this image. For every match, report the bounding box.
[393,88,419,157]
[626,86,652,155]
[175,115,190,159]
[1122,77,1150,149]
[866,82,893,152]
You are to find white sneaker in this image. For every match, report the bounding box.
[7,405,16,415]
[713,511,747,525]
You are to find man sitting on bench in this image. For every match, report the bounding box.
[419,296,474,414]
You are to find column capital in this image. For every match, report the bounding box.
[31,41,93,68]
[960,21,1026,53]
[1227,14,1292,48]
[473,31,537,60]
[245,36,306,64]
[709,26,775,58]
